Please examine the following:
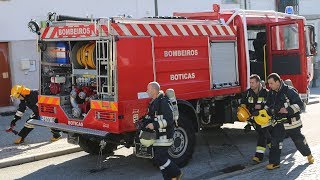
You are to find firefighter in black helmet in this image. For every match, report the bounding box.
[9,85,61,144]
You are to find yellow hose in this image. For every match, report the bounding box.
[86,43,96,69]
[76,46,84,66]
[81,43,91,67]
[75,43,96,69]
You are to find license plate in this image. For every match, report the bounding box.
[40,116,56,123]
[134,143,154,159]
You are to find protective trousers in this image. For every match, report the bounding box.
[153,146,181,180]
[18,118,61,139]
[269,123,286,165]
[286,127,311,156]
[254,125,271,160]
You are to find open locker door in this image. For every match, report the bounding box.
[266,20,308,94]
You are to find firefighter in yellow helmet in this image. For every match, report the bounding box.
[9,85,61,144]
[239,74,271,163]
[264,73,314,170]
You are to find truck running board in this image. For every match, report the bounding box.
[28,119,109,137]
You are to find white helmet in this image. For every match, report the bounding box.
[78,91,86,99]
[139,130,156,147]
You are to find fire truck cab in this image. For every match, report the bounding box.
[28,5,316,167]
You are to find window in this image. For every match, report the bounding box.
[276,0,299,14]
[271,23,299,51]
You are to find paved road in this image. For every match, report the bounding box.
[220,144,320,180]
[0,88,319,179]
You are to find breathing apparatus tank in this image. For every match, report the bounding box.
[165,89,179,122]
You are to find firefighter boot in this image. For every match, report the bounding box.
[266,164,280,170]
[14,137,24,144]
[51,133,62,142]
[253,147,265,163]
[172,172,183,180]
[307,154,314,164]
[252,156,261,163]
[51,136,61,142]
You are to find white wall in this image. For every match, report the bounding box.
[157,0,241,16]
[9,40,40,89]
[0,0,154,41]
[299,0,319,15]
[246,0,275,10]
[0,0,290,92]
[0,0,279,41]
[3,0,319,41]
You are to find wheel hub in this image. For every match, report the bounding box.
[169,127,188,158]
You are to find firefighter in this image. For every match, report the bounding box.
[239,74,270,163]
[9,85,62,144]
[283,79,315,164]
[265,73,314,170]
[143,82,182,180]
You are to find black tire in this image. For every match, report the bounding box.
[168,114,196,167]
[78,136,117,155]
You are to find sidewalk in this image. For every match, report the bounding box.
[0,139,81,168]
[0,109,81,168]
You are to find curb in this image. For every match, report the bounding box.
[0,146,82,169]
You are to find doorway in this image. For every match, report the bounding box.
[0,42,12,107]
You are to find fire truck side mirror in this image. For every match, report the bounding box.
[28,20,40,35]
[311,42,317,56]
[305,25,317,56]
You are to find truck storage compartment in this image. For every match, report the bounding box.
[210,41,239,89]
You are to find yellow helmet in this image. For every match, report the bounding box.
[11,85,30,99]
[254,109,271,126]
[237,106,251,122]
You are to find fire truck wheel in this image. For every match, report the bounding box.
[78,136,117,155]
[169,114,196,167]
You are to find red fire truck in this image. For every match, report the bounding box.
[28,4,316,167]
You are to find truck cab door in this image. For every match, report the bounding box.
[266,20,307,93]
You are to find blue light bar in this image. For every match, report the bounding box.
[285,6,294,14]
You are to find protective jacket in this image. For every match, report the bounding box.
[265,81,303,129]
[146,92,174,146]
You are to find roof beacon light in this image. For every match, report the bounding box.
[285,6,294,14]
